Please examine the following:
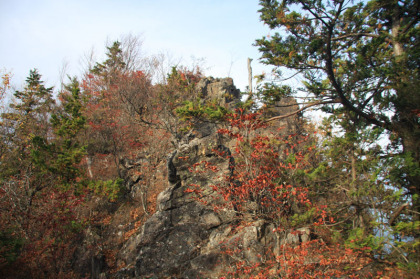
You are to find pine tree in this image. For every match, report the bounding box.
[256,0,419,270]
[91,41,126,85]
[0,69,55,181]
[31,78,87,188]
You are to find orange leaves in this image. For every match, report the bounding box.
[187,110,319,223]
[177,155,190,161]
[185,184,208,205]
[184,188,196,193]
[274,240,373,278]
[219,235,374,278]
[188,160,219,174]
[186,109,382,276]
[1,188,87,277]
[0,71,11,100]
[167,66,203,91]
[132,70,145,79]
[123,220,143,241]
[222,108,267,134]
[289,50,296,58]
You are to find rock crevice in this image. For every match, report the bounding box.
[115,77,308,278]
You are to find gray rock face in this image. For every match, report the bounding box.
[118,157,142,192]
[122,125,235,278]
[115,78,309,278]
[263,96,301,135]
[196,77,241,105]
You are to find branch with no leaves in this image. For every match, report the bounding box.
[389,202,409,226]
[264,99,339,123]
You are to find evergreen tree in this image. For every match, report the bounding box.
[2,69,55,157]
[31,78,87,188]
[256,0,419,196]
[0,70,57,270]
[0,76,88,276]
[91,41,126,85]
[0,69,55,186]
[256,0,419,270]
[12,69,54,113]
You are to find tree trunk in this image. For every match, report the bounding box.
[87,155,93,178]
[247,58,253,95]
[390,2,420,220]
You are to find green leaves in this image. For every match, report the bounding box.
[255,83,294,106]
[52,79,86,139]
[31,78,87,188]
[87,178,124,202]
[345,227,384,252]
[257,0,419,129]
[91,41,126,78]
[176,100,229,121]
[0,229,24,265]
[11,69,55,114]
[257,1,420,269]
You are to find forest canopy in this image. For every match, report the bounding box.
[0,0,419,277]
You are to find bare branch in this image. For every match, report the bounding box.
[264,99,339,123]
[331,33,381,41]
[389,203,409,226]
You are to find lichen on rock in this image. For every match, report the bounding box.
[115,77,307,278]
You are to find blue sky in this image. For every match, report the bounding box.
[0,0,274,92]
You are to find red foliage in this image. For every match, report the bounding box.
[185,109,382,277]
[0,185,86,278]
[80,67,156,178]
[188,109,314,221]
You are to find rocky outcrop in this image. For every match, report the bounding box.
[263,96,302,135]
[196,77,241,105]
[118,157,142,192]
[117,121,233,277]
[115,78,309,278]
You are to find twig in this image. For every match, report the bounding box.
[389,203,409,226]
[264,100,339,123]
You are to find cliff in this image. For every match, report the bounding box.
[103,77,308,278]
